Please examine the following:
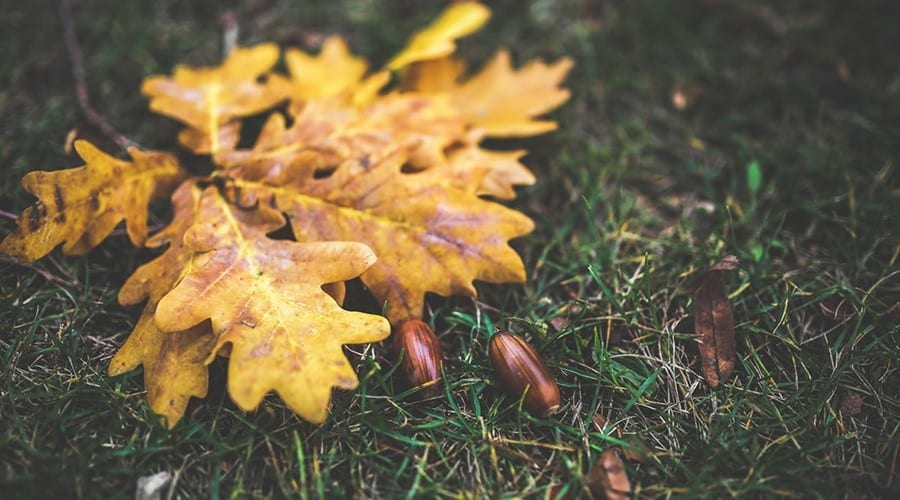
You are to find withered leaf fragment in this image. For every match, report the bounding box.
[586,449,632,500]
[693,254,739,388]
[0,140,182,262]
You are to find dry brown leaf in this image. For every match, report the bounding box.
[694,254,739,387]
[586,449,632,500]
[0,140,182,262]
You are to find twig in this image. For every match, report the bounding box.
[219,10,239,57]
[0,209,19,222]
[58,0,140,150]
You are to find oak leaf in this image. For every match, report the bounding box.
[387,1,491,70]
[109,183,213,426]
[235,151,535,324]
[444,51,573,137]
[152,187,390,422]
[142,43,289,155]
[444,145,535,200]
[285,36,368,101]
[0,140,182,262]
[586,449,632,500]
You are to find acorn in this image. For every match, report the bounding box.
[392,319,444,397]
[489,331,561,417]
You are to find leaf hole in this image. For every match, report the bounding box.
[339,278,382,314]
[400,162,424,174]
[265,215,296,241]
[313,166,337,179]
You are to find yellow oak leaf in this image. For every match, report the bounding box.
[153,187,390,423]
[219,93,467,180]
[116,183,200,305]
[387,1,490,70]
[350,71,392,107]
[236,152,534,323]
[112,305,214,427]
[444,145,535,200]
[412,51,574,137]
[285,36,368,101]
[109,183,213,427]
[178,122,241,156]
[219,90,537,201]
[402,56,466,93]
[0,140,182,262]
[142,44,289,155]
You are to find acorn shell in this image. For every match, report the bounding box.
[489,331,560,416]
[392,319,444,397]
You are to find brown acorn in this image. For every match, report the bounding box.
[489,331,560,417]
[392,319,444,397]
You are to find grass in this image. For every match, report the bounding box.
[1,0,898,497]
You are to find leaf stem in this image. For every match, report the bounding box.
[0,209,18,222]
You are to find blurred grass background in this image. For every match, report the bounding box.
[1,0,897,497]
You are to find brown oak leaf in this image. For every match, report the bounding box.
[448,51,574,137]
[586,449,632,500]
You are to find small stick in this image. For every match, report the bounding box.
[58,0,140,150]
[219,10,239,57]
[0,209,19,222]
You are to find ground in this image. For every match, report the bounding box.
[1,0,897,498]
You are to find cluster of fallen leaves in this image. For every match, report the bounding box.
[0,2,573,427]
